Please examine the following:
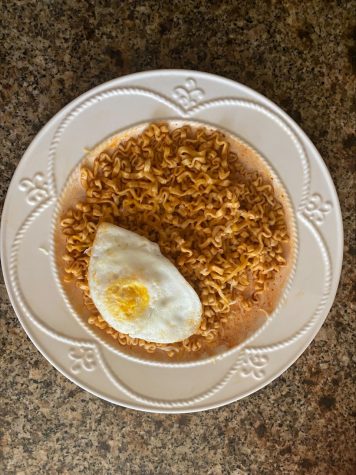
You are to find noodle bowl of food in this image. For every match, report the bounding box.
[52,120,297,365]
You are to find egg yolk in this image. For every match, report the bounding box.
[103,278,150,321]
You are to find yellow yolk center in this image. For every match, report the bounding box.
[103,278,150,321]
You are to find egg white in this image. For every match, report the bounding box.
[88,223,202,344]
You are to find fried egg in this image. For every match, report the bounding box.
[88,223,202,344]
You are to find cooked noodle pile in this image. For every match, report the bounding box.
[61,123,288,356]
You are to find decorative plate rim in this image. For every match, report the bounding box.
[0,70,344,412]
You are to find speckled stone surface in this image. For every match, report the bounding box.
[0,1,355,474]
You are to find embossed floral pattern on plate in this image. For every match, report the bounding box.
[1,70,343,412]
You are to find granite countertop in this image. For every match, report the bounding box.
[0,1,355,474]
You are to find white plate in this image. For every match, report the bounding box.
[0,70,343,413]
